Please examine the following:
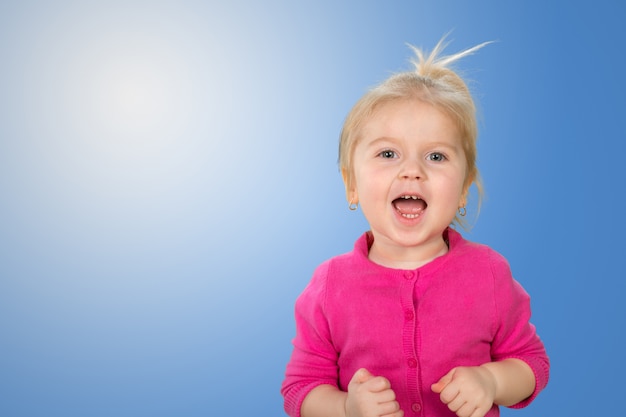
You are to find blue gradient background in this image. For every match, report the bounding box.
[1,1,624,416]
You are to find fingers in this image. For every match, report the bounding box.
[381,411,404,417]
[346,368,402,417]
[431,368,455,394]
[449,396,492,417]
[432,367,494,417]
[435,372,468,411]
[377,398,403,416]
[375,387,397,403]
[352,368,374,384]
[444,390,466,413]
[350,368,392,393]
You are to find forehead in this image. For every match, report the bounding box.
[358,99,461,146]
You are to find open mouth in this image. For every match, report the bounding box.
[392,195,427,219]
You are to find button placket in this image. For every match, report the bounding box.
[400,270,421,415]
[404,309,414,321]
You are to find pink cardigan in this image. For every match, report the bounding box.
[281,228,549,417]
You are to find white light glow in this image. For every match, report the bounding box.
[96,61,166,131]
[81,47,191,141]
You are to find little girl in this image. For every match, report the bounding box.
[281,39,549,417]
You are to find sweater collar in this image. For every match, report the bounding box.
[354,227,464,274]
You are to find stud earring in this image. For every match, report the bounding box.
[349,200,358,211]
[458,206,467,217]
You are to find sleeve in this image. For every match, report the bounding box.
[281,261,341,417]
[489,251,550,409]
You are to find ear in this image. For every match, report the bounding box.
[459,171,475,208]
[341,168,358,204]
[459,184,470,209]
[458,193,467,209]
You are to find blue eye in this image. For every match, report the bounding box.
[379,150,397,159]
[427,152,446,162]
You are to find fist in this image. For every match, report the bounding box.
[346,368,403,417]
[431,367,496,417]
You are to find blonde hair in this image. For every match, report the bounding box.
[339,37,491,227]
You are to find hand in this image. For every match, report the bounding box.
[431,366,497,417]
[345,368,404,417]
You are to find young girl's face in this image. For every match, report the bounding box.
[348,99,468,264]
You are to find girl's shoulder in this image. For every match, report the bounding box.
[446,231,517,289]
[449,228,510,268]
[297,236,370,311]
[312,232,370,274]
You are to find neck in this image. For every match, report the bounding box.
[368,236,449,270]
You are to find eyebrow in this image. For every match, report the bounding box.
[364,137,399,148]
[365,137,462,153]
[426,141,463,153]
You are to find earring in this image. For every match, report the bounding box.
[349,200,358,211]
[458,206,467,217]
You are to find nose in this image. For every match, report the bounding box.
[398,158,425,180]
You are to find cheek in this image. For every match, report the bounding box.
[437,174,467,206]
[356,182,390,219]
[354,166,382,192]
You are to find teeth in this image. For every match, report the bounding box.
[401,195,420,200]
